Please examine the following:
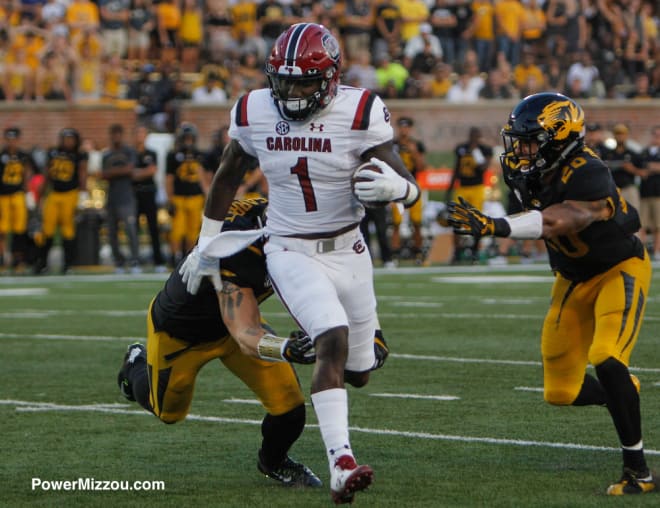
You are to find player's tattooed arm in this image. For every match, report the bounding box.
[217,280,264,358]
[542,199,614,238]
[218,280,244,322]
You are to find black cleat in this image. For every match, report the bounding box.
[117,343,146,401]
[257,453,322,488]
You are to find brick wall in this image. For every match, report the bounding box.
[0,102,136,150]
[2,99,659,152]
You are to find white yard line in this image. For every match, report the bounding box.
[0,310,145,319]
[390,353,660,374]
[514,387,545,392]
[431,276,555,284]
[221,398,263,405]
[0,332,144,342]
[370,393,459,401]
[3,331,660,374]
[1,399,658,456]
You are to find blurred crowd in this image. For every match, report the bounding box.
[0,0,659,131]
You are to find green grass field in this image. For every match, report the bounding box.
[2,266,660,507]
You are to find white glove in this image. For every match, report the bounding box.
[179,245,222,294]
[472,148,486,165]
[25,192,37,211]
[77,190,89,210]
[353,157,412,203]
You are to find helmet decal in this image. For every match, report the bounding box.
[500,93,586,207]
[285,23,310,68]
[266,23,342,121]
[537,100,584,142]
[321,33,340,64]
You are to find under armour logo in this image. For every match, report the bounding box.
[353,240,366,254]
[309,123,324,132]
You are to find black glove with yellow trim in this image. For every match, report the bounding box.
[372,330,389,370]
[285,330,316,364]
[447,197,510,240]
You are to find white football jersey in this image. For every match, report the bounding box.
[228,86,393,236]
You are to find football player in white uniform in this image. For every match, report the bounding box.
[180,22,419,504]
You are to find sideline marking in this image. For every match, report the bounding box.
[514,386,544,392]
[1,399,658,456]
[0,288,48,296]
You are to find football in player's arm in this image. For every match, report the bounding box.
[448,93,655,496]
[178,23,414,504]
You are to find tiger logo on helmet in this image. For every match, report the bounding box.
[537,99,584,143]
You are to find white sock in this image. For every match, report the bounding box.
[311,388,353,468]
[622,440,643,451]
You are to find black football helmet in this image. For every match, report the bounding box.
[265,23,341,121]
[176,122,198,148]
[500,93,585,205]
[59,128,80,151]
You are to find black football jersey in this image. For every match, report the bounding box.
[151,197,270,343]
[46,149,87,192]
[519,147,644,282]
[393,137,425,177]
[0,149,35,194]
[538,148,644,282]
[599,145,644,189]
[166,148,206,196]
[453,142,493,186]
[133,148,158,192]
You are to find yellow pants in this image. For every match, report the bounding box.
[41,190,78,239]
[542,252,651,405]
[146,303,305,423]
[391,196,423,226]
[454,184,485,212]
[0,192,27,234]
[170,195,204,245]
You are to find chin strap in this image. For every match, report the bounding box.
[541,138,582,177]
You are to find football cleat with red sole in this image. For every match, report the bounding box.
[330,455,374,504]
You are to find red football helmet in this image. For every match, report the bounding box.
[265,23,342,121]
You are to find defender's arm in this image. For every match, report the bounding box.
[218,280,315,364]
[541,199,614,239]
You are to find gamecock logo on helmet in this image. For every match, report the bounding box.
[322,33,340,63]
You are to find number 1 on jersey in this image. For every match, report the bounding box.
[291,157,318,212]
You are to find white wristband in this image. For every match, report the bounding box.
[257,333,286,362]
[401,181,420,206]
[504,210,543,239]
[200,216,224,238]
